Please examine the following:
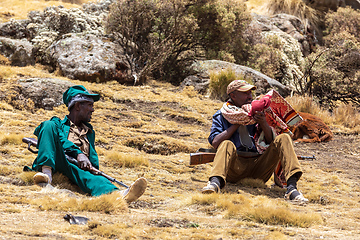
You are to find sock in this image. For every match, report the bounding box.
[210,176,224,189]
[42,166,53,183]
[286,174,300,200]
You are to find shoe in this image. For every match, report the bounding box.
[201,181,220,194]
[34,172,50,185]
[284,189,309,205]
[121,177,147,203]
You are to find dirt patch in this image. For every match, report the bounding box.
[148,218,198,228]
[114,99,206,126]
[293,133,360,181]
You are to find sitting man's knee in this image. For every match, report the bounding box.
[276,133,292,142]
[218,140,236,150]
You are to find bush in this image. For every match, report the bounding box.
[191,0,252,63]
[246,35,284,82]
[106,0,251,85]
[299,8,360,109]
[324,7,360,43]
[303,31,360,109]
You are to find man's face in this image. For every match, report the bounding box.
[229,90,253,107]
[78,101,94,123]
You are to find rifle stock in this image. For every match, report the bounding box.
[189,150,315,166]
[22,137,129,188]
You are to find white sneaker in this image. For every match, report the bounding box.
[284,189,309,205]
[201,181,220,194]
[121,177,147,203]
[34,172,51,184]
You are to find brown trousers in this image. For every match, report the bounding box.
[210,134,302,185]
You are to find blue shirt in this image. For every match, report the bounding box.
[208,110,258,152]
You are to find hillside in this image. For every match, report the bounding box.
[1,0,360,239]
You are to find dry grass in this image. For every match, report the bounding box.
[32,190,128,213]
[0,1,359,238]
[265,0,319,27]
[286,94,360,133]
[104,151,149,168]
[1,63,360,238]
[190,193,322,227]
[209,68,249,101]
[0,0,94,22]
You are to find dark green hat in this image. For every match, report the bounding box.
[63,85,100,108]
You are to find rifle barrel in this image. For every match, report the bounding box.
[66,153,130,188]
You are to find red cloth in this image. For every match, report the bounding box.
[249,95,271,117]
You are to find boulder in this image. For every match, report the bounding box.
[17,78,73,110]
[251,13,315,56]
[0,78,73,110]
[187,60,292,97]
[0,37,35,66]
[179,75,210,95]
[250,14,306,90]
[0,19,31,39]
[47,34,133,83]
[344,0,360,9]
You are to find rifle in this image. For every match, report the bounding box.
[189,148,316,166]
[22,137,129,188]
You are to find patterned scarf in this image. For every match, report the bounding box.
[221,89,301,135]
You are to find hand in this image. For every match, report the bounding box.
[253,111,267,125]
[77,153,92,170]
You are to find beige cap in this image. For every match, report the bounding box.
[226,80,256,95]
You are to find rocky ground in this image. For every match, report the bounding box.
[0,79,360,239]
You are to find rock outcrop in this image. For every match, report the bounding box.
[0,0,134,84]
[184,60,292,98]
[0,78,73,110]
[0,37,34,66]
[48,34,132,83]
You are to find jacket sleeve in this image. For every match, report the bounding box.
[208,111,226,145]
[50,117,83,158]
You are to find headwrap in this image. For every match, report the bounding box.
[67,94,94,110]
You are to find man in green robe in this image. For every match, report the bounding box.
[31,85,146,203]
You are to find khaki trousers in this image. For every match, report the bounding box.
[210,133,302,185]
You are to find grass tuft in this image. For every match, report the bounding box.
[265,0,319,27]
[34,191,128,213]
[88,222,130,238]
[209,68,248,101]
[105,151,150,168]
[237,178,267,188]
[190,193,322,227]
[0,133,24,145]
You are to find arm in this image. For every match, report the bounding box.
[253,111,273,144]
[212,124,240,149]
[208,111,240,150]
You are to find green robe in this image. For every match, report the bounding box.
[31,116,118,196]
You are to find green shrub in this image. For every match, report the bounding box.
[106,0,198,85]
[295,7,360,109]
[209,68,248,101]
[190,0,252,63]
[304,32,360,109]
[246,35,284,82]
[106,0,251,85]
[324,7,360,43]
